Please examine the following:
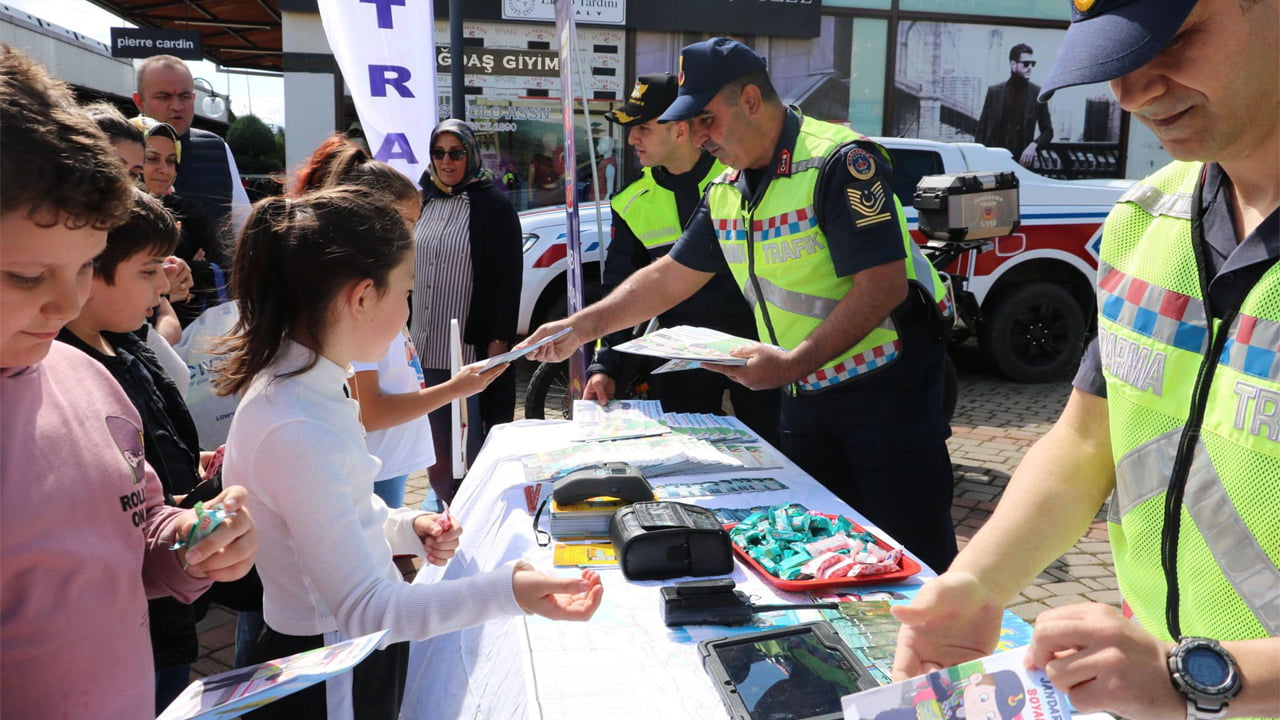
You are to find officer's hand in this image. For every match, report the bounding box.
[1026,603,1180,720]
[518,320,582,363]
[890,570,1003,679]
[583,373,615,405]
[703,343,794,390]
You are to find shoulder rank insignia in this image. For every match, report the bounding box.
[845,179,893,228]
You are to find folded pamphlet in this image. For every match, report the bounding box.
[159,631,388,720]
[481,326,574,371]
[613,325,757,366]
[841,646,1070,720]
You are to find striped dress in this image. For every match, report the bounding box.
[410,192,476,370]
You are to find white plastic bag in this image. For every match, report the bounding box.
[174,301,241,449]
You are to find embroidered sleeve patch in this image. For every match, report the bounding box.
[844,179,893,228]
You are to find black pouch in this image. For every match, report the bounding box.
[609,501,733,580]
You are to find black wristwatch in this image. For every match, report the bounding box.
[1167,636,1242,720]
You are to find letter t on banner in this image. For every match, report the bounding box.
[555,0,587,399]
[317,0,438,186]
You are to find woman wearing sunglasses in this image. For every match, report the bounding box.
[131,115,229,328]
[411,119,522,505]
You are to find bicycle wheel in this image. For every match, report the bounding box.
[524,360,572,420]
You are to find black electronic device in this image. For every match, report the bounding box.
[700,622,876,720]
[661,578,839,627]
[609,501,733,580]
[552,462,654,505]
[661,579,754,626]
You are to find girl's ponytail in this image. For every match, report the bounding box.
[214,195,296,396]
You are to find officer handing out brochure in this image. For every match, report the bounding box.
[522,38,958,572]
[586,72,781,446]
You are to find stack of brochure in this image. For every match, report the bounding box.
[522,434,781,482]
[571,399,670,442]
[548,496,629,538]
[662,413,756,443]
[612,325,755,373]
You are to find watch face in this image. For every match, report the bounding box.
[1184,647,1231,688]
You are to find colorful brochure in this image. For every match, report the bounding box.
[613,325,755,365]
[158,631,388,720]
[481,326,574,371]
[841,646,1070,720]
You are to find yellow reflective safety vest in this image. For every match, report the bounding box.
[704,116,948,393]
[611,161,725,252]
[1097,160,1280,643]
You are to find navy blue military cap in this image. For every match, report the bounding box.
[1039,0,1198,101]
[658,37,766,123]
[605,73,678,127]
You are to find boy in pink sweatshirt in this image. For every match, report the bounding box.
[0,45,258,719]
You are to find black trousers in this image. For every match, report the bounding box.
[778,326,957,573]
[244,625,408,720]
[648,366,782,448]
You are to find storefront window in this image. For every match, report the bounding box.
[439,98,620,211]
[898,0,1069,21]
[892,20,1123,177]
[825,0,892,9]
[429,20,626,210]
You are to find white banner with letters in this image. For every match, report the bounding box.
[317,0,438,186]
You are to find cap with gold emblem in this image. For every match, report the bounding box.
[658,37,767,123]
[605,73,679,127]
[1039,0,1198,101]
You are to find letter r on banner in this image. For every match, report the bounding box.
[370,65,415,98]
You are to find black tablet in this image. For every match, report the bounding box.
[699,622,876,720]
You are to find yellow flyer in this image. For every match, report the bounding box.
[552,543,618,567]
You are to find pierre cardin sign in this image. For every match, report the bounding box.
[109,28,203,60]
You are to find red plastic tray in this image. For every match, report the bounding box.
[726,513,921,591]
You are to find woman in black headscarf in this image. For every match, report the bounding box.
[411,119,523,504]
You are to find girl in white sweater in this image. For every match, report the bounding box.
[217,187,602,720]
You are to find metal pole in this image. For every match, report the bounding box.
[449,0,465,119]
[554,0,587,400]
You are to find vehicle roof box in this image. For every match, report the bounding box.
[914,171,1020,243]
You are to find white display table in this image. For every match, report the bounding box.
[400,419,937,720]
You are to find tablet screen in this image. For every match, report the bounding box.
[711,628,866,720]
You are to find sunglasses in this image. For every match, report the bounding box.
[431,148,467,161]
[1017,60,1037,68]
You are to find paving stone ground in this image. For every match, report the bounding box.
[193,352,1116,679]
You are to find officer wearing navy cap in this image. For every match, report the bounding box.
[894,1,1279,718]
[585,73,780,444]
[524,37,960,573]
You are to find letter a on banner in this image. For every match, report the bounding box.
[317,0,437,186]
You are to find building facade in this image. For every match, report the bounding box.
[279,0,1167,204]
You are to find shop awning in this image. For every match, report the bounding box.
[86,0,282,71]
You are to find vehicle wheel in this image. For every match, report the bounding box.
[523,359,651,421]
[979,281,1086,383]
[524,360,572,420]
[942,353,958,423]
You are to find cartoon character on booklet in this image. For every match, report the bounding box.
[875,669,1026,720]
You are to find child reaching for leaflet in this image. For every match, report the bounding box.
[216,187,603,720]
[290,134,500,508]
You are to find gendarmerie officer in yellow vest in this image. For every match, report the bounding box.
[523,38,959,572]
[892,1,1279,718]
[586,73,781,445]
